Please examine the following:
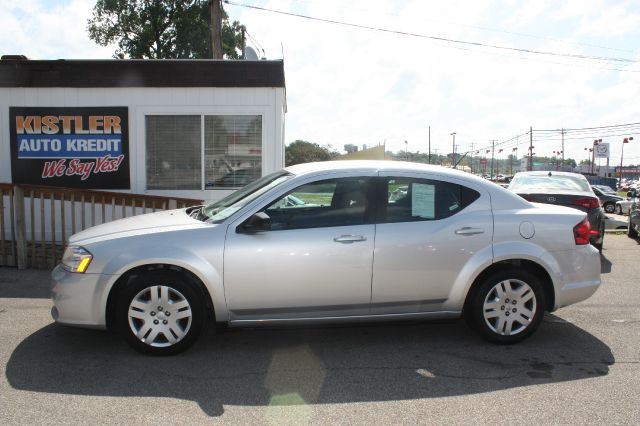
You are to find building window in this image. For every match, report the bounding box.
[146,115,201,190]
[205,115,262,189]
[145,115,262,190]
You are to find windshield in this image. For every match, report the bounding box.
[201,171,293,223]
[509,174,591,192]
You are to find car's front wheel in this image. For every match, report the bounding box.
[616,204,623,215]
[117,271,206,355]
[468,269,545,344]
[603,202,615,213]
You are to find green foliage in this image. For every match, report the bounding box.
[88,0,244,59]
[285,140,340,166]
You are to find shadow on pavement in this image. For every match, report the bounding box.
[600,254,612,274]
[0,267,51,299]
[6,316,614,416]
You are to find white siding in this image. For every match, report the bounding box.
[0,86,286,203]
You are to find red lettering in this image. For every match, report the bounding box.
[41,159,66,178]
[66,159,95,181]
[94,155,124,174]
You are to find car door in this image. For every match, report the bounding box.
[224,175,377,322]
[371,173,493,314]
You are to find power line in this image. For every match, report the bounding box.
[291,0,640,55]
[224,1,638,67]
[534,121,640,132]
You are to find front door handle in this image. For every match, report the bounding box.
[333,235,367,243]
[455,227,484,236]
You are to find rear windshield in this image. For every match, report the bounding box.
[509,174,591,192]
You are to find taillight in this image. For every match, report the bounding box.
[573,218,591,245]
[572,198,600,209]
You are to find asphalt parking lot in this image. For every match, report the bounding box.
[0,234,639,425]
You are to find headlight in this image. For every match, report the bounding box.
[61,246,93,273]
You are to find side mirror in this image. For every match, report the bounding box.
[238,212,271,233]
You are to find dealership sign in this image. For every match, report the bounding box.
[595,142,609,159]
[10,107,130,189]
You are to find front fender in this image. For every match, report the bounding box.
[87,232,228,324]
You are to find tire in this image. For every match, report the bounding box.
[628,217,638,239]
[616,205,623,215]
[468,269,546,344]
[603,202,615,214]
[117,271,206,355]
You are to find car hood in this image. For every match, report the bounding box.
[69,209,208,245]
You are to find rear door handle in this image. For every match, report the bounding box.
[333,235,367,243]
[455,227,484,236]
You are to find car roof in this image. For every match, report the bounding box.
[286,160,478,180]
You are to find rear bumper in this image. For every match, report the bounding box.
[546,245,601,310]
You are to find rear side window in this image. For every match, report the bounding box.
[382,177,480,223]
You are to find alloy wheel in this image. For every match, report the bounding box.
[482,279,537,336]
[127,285,193,347]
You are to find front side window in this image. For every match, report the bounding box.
[383,177,480,223]
[264,177,374,230]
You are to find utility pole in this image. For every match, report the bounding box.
[528,126,533,171]
[428,125,431,165]
[469,142,475,173]
[210,0,223,59]
[490,140,496,180]
[240,26,246,59]
[451,132,456,168]
[561,128,565,171]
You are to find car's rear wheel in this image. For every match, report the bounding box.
[469,269,545,344]
[117,271,205,355]
[603,202,615,213]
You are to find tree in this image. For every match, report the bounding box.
[88,0,245,59]
[285,140,340,166]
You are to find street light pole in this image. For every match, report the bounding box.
[620,136,634,184]
[404,140,408,161]
[450,132,456,168]
[591,139,602,175]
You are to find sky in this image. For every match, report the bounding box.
[2,0,640,167]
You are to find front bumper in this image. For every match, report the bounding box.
[51,264,112,329]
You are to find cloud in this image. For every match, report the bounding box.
[0,0,115,59]
[1,0,638,163]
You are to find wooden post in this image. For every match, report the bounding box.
[14,186,28,269]
[210,0,223,59]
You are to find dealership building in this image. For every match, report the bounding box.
[0,57,287,202]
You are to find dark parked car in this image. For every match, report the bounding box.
[509,171,605,251]
[628,189,640,238]
[591,185,624,214]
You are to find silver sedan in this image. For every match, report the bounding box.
[51,161,601,355]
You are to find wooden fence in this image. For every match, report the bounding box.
[0,183,203,269]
